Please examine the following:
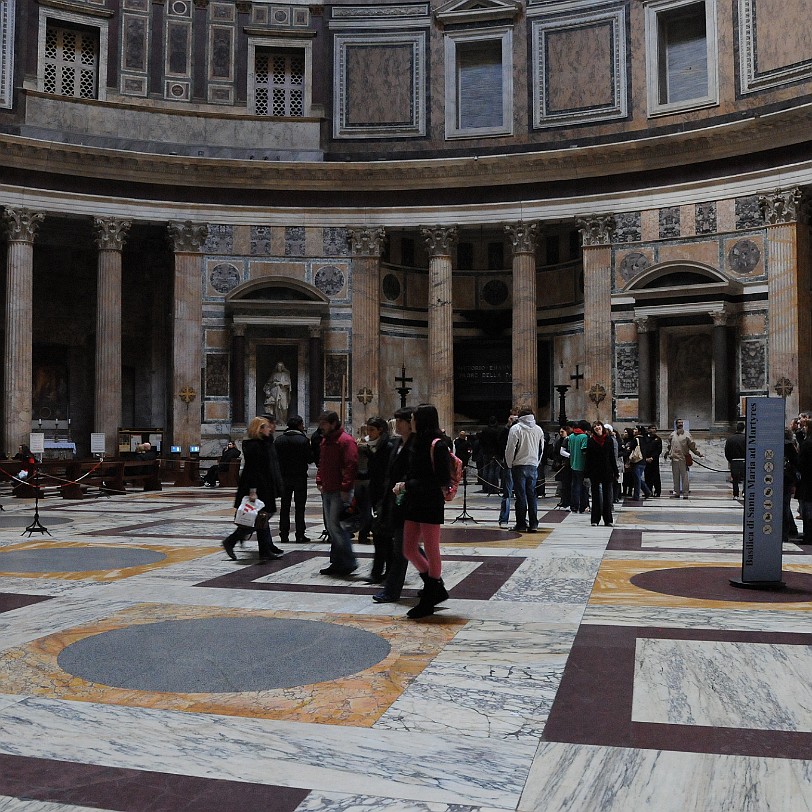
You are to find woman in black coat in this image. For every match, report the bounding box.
[585,421,618,527]
[393,403,451,618]
[222,416,284,562]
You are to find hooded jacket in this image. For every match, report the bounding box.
[504,414,545,468]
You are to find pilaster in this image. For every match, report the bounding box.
[348,226,386,422]
[167,221,208,451]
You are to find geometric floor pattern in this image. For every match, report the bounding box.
[0,464,809,811]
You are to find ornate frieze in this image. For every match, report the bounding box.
[577,215,615,247]
[658,207,680,239]
[348,226,386,257]
[251,225,272,256]
[505,221,541,255]
[93,217,132,251]
[167,221,209,252]
[285,226,306,257]
[2,207,45,242]
[740,340,766,391]
[735,195,763,230]
[204,224,233,255]
[615,345,638,395]
[332,5,429,19]
[759,188,807,225]
[420,225,459,257]
[695,202,717,235]
[323,227,349,257]
[614,212,641,244]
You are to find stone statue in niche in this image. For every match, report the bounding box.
[263,362,292,424]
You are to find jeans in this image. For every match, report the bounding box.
[590,478,613,526]
[279,475,307,540]
[322,491,357,572]
[570,469,588,512]
[513,465,539,529]
[633,461,652,500]
[499,465,513,524]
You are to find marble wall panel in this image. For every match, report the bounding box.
[614,212,641,244]
[206,260,242,296]
[346,45,413,126]
[735,196,763,230]
[209,25,234,82]
[323,227,350,257]
[232,226,250,256]
[740,339,767,391]
[640,210,659,243]
[205,353,229,397]
[614,322,637,344]
[724,235,764,278]
[205,401,230,420]
[695,202,718,236]
[250,261,307,280]
[739,313,767,337]
[285,226,306,257]
[122,15,148,72]
[680,205,696,238]
[205,225,233,255]
[546,25,614,112]
[616,397,638,420]
[615,344,638,395]
[616,249,653,288]
[251,226,273,256]
[656,240,720,269]
[205,328,230,350]
[658,208,680,240]
[750,0,810,74]
[313,263,349,299]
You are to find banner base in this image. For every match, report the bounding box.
[729,577,786,591]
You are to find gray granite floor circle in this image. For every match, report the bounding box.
[0,547,166,573]
[0,515,72,528]
[57,617,392,692]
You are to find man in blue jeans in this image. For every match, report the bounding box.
[315,411,359,576]
[504,408,545,532]
[498,413,518,526]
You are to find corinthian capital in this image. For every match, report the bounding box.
[347,226,386,257]
[94,217,132,251]
[167,221,209,253]
[759,188,807,225]
[2,207,45,243]
[577,215,616,247]
[420,225,458,257]
[505,221,541,255]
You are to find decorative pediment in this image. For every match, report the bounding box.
[434,0,522,25]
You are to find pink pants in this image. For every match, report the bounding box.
[402,520,442,579]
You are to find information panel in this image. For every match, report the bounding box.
[738,397,785,585]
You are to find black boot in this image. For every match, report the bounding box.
[407,576,448,619]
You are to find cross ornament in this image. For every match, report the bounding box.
[357,387,373,405]
[570,364,585,390]
[774,377,794,398]
[179,386,197,404]
[588,383,607,405]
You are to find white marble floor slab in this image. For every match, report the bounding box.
[632,638,812,731]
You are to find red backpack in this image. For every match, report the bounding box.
[431,438,463,501]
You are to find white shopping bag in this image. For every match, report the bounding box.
[234,495,265,527]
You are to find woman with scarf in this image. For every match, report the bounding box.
[585,422,618,526]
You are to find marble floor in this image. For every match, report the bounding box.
[0,467,809,811]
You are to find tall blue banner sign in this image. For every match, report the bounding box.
[740,397,785,585]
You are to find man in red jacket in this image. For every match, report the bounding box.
[315,411,359,576]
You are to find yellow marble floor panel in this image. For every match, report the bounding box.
[0,541,218,581]
[0,602,465,725]
[590,559,812,610]
[442,529,550,549]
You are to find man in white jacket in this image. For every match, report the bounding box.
[504,408,546,532]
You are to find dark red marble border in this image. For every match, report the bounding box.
[0,593,52,613]
[194,550,523,601]
[543,624,812,759]
[0,753,309,811]
[539,509,571,524]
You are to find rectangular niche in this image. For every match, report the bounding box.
[530,2,628,128]
[738,0,812,93]
[333,32,426,138]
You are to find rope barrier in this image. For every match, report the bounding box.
[0,459,126,494]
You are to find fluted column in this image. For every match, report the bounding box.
[506,221,540,412]
[710,310,730,425]
[421,225,458,434]
[635,316,654,424]
[3,207,45,455]
[230,323,246,428]
[760,188,807,417]
[93,217,131,455]
[167,221,207,451]
[578,215,615,419]
[309,325,323,423]
[348,227,386,421]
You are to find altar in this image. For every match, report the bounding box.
[43,440,77,460]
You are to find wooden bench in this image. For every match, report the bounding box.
[159,458,200,487]
[58,459,161,498]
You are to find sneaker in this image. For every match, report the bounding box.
[372,592,398,603]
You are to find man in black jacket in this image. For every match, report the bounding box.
[274,415,313,543]
[724,422,746,499]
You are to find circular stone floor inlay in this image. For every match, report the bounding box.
[57,617,392,692]
[441,527,521,543]
[0,516,73,528]
[630,566,812,603]
[0,547,166,573]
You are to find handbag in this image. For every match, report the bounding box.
[235,495,266,527]
[629,440,643,464]
[685,452,693,468]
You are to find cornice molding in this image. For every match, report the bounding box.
[3,104,812,194]
[37,0,115,18]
